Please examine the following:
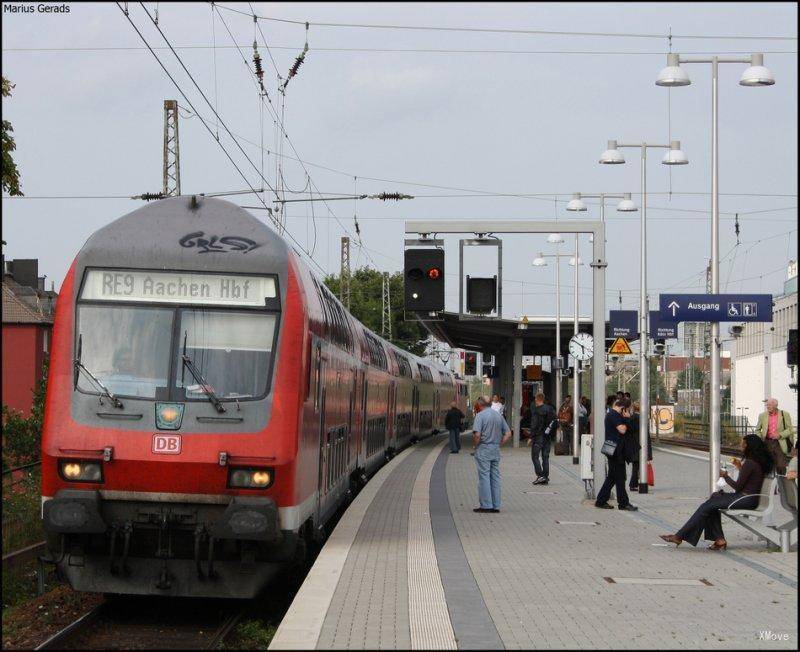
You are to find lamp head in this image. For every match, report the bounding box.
[616,193,638,212]
[740,53,775,86]
[599,140,625,164]
[662,140,689,165]
[566,193,587,212]
[532,254,547,267]
[656,53,691,87]
[547,233,564,244]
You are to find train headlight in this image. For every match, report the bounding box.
[59,460,103,483]
[251,470,271,487]
[228,467,273,489]
[155,402,185,430]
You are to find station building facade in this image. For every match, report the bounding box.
[731,261,798,429]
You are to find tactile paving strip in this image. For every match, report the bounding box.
[269,446,416,650]
[407,443,457,650]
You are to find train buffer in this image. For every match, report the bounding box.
[270,436,797,649]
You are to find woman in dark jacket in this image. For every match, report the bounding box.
[625,401,653,490]
[660,434,773,550]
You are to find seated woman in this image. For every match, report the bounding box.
[659,434,773,550]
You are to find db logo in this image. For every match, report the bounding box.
[152,434,182,455]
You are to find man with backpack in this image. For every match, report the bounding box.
[530,392,557,485]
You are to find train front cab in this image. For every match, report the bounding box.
[40,199,309,598]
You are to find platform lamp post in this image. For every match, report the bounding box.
[566,192,638,463]
[599,139,689,494]
[533,233,571,437]
[655,53,775,493]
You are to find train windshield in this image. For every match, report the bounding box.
[175,309,276,401]
[77,305,174,398]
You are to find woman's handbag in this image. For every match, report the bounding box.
[600,438,618,457]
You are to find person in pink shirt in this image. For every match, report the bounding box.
[755,398,795,474]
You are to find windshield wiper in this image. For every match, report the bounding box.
[74,359,125,409]
[181,332,226,413]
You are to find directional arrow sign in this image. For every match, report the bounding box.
[659,293,773,323]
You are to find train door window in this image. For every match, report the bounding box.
[174,309,277,401]
[313,344,322,411]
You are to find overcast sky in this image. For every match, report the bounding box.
[2,2,797,342]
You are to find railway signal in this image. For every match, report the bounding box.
[464,351,478,376]
[404,248,445,312]
[466,276,497,314]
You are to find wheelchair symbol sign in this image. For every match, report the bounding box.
[727,302,741,317]
[742,302,757,317]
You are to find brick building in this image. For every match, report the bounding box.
[1,259,57,415]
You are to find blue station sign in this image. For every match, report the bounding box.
[649,310,678,339]
[659,293,773,323]
[609,310,638,339]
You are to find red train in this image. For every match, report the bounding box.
[41,197,470,598]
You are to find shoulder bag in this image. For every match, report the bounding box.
[600,438,618,458]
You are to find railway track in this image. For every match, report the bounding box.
[655,436,740,456]
[35,596,242,650]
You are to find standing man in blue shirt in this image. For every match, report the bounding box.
[472,397,513,513]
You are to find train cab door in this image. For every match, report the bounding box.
[348,368,357,469]
[359,370,368,467]
[411,386,419,434]
[316,346,328,509]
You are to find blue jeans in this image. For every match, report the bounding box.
[531,434,551,478]
[448,428,461,452]
[475,455,502,509]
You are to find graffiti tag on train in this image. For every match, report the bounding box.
[179,231,260,254]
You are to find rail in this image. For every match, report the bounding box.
[35,598,243,650]
[656,435,740,456]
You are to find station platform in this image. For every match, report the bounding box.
[270,435,798,650]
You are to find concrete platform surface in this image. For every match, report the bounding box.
[270,434,797,650]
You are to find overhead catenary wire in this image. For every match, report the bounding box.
[115,3,328,278]
[212,5,379,270]
[212,3,797,41]
[4,44,798,55]
[145,101,800,204]
[138,3,280,201]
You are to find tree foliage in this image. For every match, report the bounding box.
[1,360,47,469]
[324,267,429,357]
[2,76,23,197]
[625,359,669,405]
[675,364,706,391]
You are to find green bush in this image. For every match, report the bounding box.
[2,360,47,468]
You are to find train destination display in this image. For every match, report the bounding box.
[80,269,277,306]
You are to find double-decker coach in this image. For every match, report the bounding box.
[41,197,458,598]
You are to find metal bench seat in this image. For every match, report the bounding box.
[721,474,797,552]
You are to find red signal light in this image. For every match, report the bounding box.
[427,267,441,280]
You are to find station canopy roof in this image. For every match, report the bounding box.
[419,312,599,357]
